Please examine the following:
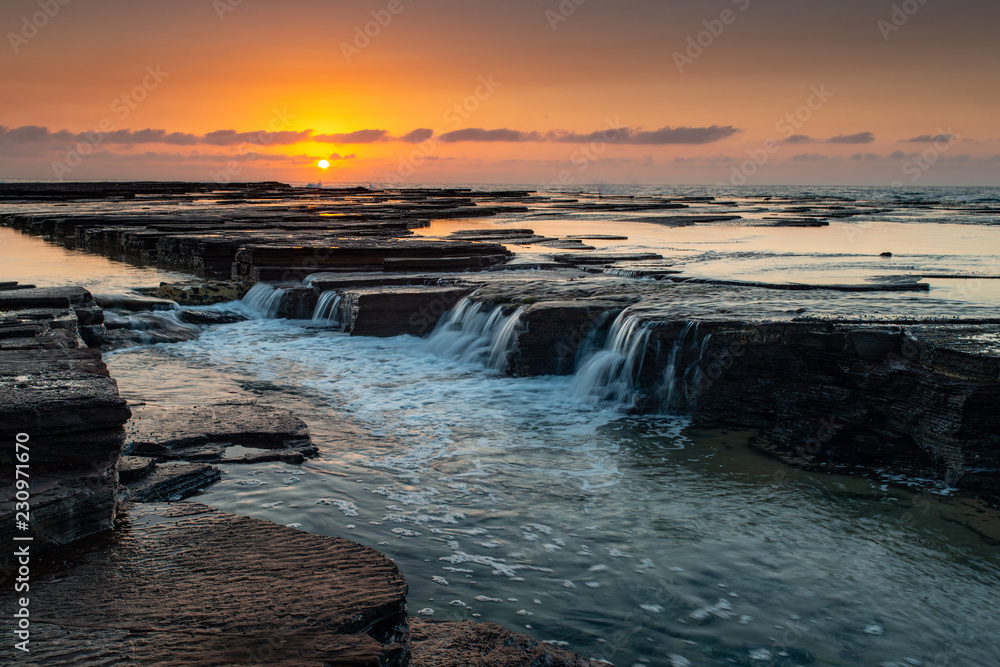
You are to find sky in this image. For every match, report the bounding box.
[1,0,998,186]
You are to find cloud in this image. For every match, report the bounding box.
[202,129,311,146]
[785,134,816,144]
[0,124,742,149]
[399,128,434,143]
[104,129,199,145]
[0,125,76,143]
[327,153,356,161]
[850,152,882,161]
[888,150,911,160]
[439,128,544,142]
[901,134,957,143]
[827,132,875,144]
[791,153,834,162]
[438,125,740,145]
[550,125,741,145]
[312,129,389,144]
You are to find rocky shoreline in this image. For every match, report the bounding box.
[2,181,999,664]
[0,280,603,665]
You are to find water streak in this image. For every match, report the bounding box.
[571,310,651,407]
[241,283,289,319]
[313,291,343,325]
[424,297,525,372]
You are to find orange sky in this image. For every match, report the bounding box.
[1,0,998,185]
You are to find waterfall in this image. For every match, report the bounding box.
[241,283,289,319]
[570,310,651,406]
[103,310,202,346]
[661,322,712,414]
[424,297,525,372]
[313,291,343,325]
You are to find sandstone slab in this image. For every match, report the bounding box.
[0,503,409,665]
[408,619,604,667]
[126,403,316,462]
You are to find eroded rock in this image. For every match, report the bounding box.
[126,403,317,463]
[409,618,605,666]
[0,503,410,666]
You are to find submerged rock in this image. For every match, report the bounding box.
[126,403,317,463]
[409,618,605,666]
[121,462,221,502]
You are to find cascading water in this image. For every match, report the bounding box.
[103,309,203,346]
[241,283,289,319]
[661,321,713,414]
[423,297,524,372]
[570,310,651,407]
[312,291,343,325]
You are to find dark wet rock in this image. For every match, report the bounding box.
[0,308,82,351]
[177,308,248,325]
[630,321,1000,501]
[538,239,597,250]
[604,266,684,279]
[0,285,91,310]
[92,293,178,311]
[234,240,512,281]
[126,403,316,463]
[122,462,221,502]
[511,301,625,376]
[552,252,664,265]
[309,272,475,291]
[760,216,830,227]
[663,276,930,292]
[1,469,117,561]
[117,455,156,483]
[0,304,130,561]
[79,323,108,347]
[881,251,893,257]
[0,502,410,666]
[0,348,131,466]
[341,287,477,337]
[551,200,689,212]
[101,310,203,348]
[408,618,604,666]
[24,623,395,666]
[382,254,510,272]
[630,214,742,226]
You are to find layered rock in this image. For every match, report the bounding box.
[630,321,1000,500]
[0,287,131,561]
[342,286,476,337]
[509,300,624,376]
[409,619,606,667]
[126,403,318,464]
[233,240,511,282]
[1,503,410,666]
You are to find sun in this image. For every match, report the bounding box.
[317,159,330,169]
